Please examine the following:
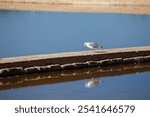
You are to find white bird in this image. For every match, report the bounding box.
[84,42,103,50]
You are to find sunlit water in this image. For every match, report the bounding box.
[0,10,150,99]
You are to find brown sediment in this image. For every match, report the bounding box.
[0,1,150,14]
[0,46,150,77]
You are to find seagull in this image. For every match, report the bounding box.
[84,42,103,50]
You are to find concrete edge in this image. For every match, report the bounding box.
[0,55,150,77]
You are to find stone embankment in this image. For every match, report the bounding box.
[0,46,150,77]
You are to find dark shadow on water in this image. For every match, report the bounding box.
[0,63,150,90]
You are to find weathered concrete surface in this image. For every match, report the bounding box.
[0,46,150,69]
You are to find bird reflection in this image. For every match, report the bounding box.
[85,78,102,88]
[0,63,150,90]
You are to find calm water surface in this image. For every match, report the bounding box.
[0,10,150,99]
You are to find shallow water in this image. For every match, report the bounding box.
[0,10,150,99]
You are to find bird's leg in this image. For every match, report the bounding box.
[91,49,96,55]
[93,49,98,53]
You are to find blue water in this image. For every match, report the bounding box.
[0,71,150,100]
[0,10,150,99]
[0,11,150,57]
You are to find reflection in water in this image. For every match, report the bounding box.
[85,78,102,88]
[0,63,150,90]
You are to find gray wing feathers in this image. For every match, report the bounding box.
[89,42,99,48]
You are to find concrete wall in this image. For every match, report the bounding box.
[0,46,150,77]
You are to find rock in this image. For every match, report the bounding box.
[143,56,150,62]
[49,64,62,71]
[123,58,135,64]
[24,66,40,74]
[100,59,112,66]
[61,64,75,70]
[39,65,51,72]
[86,61,100,67]
[111,58,123,64]
[0,68,9,77]
[0,67,24,77]
[134,56,144,63]
[72,62,89,68]
[9,67,25,76]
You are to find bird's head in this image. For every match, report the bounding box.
[84,42,87,47]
